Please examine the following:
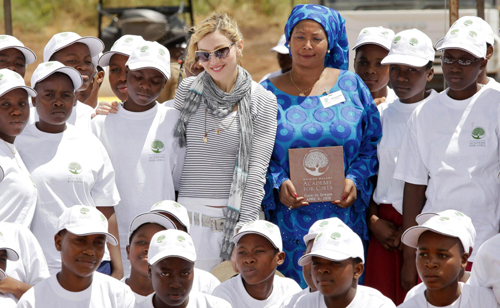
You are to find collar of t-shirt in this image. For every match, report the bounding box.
[415,282,468,308]
[390,89,438,113]
[117,102,159,120]
[235,273,278,305]
[27,122,77,141]
[440,87,486,110]
[47,274,93,301]
[120,275,148,302]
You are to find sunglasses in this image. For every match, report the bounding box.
[195,42,236,62]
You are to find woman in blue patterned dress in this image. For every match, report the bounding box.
[261,4,382,286]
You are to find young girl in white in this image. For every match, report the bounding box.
[15,61,122,277]
[0,69,37,226]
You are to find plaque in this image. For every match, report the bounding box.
[289,146,345,203]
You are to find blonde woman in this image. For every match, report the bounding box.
[173,12,278,270]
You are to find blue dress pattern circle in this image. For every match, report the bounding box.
[261,70,381,287]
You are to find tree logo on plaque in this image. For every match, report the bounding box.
[303,149,330,176]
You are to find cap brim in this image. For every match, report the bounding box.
[381,54,429,67]
[436,42,484,58]
[0,46,37,65]
[129,213,177,242]
[0,247,19,261]
[65,226,118,246]
[352,41,390,51]
[149,209,189,232]
[149,252,196,266]
[298,250,352,266]
[232,230,281,251]
[416,212,439,225]
[34,67,83,91]
[401,226,460,249]
[99,51,128,68]
[303,233,318,244]
[50,37,104,61]
[0,85,37,98]
[270,46,289,54]
[127,62,170,80]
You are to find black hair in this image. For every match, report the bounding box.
[129,223,150,245]
[57,229,67,237]
[425,61,433,70]
[352,257,363,264]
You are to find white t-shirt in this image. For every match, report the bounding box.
[120,276,148,302]
[394,88,500,261]
[399,283,498,308]
[373,90,437,214]
[16,124,120,274]
[121,267,220,300]
[294,285,395,308]
[0,222,50,302]
[468,233,500,304]
[0,141,37,226]
[17,272,135,308]
[136,292,231,308]
[0,295,16,308]
[213,274,302,308]
[280,287,312,308]
[403,282,426,302]
[91,103,184,275]
[29,101,94,131]
[483,77,500,91]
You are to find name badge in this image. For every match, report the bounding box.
[320,91,345,108]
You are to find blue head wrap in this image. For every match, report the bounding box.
[284,4,349,70]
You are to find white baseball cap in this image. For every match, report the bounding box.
[128,212,177,243]
[448,16,494,46]
[232,220,283,252]
[0,231,19,262]
[149,200,190,233]
[352,26,395,51]
[56,205,118,246]
[0,68,36,98]
[401,210,474,251]
[382,29,435,67]
[99,35,146,67]
[435,22,486,58]
[0,35,36,65]
[303,217,349,244]
[148,229,197,265]
[31,61,83,92]
[44,32,104,62]
[270,34,288,54]
[298,225,365,266]
[125,41,171,80]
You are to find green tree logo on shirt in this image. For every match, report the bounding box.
[69,162,82,174]
[319,221,328,228]
[393,36,401,44]
[330,232,341,240]
[472,127,486,139]
[409,38,418,46]
[157,235,165,243]
[151,140,165,153]
[141,46,149,52]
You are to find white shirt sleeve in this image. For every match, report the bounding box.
[468,235,500,304]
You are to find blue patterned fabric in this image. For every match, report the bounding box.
[261,70,381,287]
[284,4,349,70]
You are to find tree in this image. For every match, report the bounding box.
[151,140,165,153]
[69,162,81,174]
[472,127,485,139]
[304,150,329,176]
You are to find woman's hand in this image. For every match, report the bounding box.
[279,179,309,209]
[95,101,119,116]
[332,178,357,208]
[368,215,399,251]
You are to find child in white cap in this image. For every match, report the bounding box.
[353,26,396,105]
[0,229,21,307]
[149,200,221,294]
[399,210,497,307]
[213,220,301,308]
[16,61,122,277]
[294,224,395,308]
[0,35,36,77]
[135,229,232,308]
[96,35,145,115]
[28,32,105,130]
[364,28,436,305]
[122,211,177,300]
[259,34,292,83]
[280,217,349,308]
[17,205,135,308]
[92,41,184,277]
[394,17,500,293]
[403,210,476,301]
[0,222,49,303]
[0,69,37,226]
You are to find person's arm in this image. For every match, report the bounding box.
[97,206,123,279]
[0,276,32,299]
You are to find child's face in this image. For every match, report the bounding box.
[389,64,433,103]
[442,49,484,94]
[33,73,75,133]
[150,257,194,307]
[55,231,106,278]
[0,88,29,143]
[416,231,467,291]
[235,233,285,286]
[0,48,26,77]
[354,44,390,97]
[51,43,93,91]
[108,54,129,102]
[302,240,317,291]
[126,68,166,108]
[0,250,7,272]
[311,257,363,298]
[127,223,166,277]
